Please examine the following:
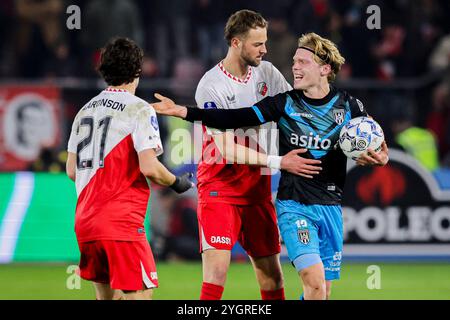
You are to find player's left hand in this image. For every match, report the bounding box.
[356,141,389,167]
[170,172,195,193]
[152,93,187,118]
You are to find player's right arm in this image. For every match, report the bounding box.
[138,148,193,191]
[66,152,76,181]
[152,92,285,130]
[152,93,322,177]
[192,88,273,168]
[66,114,80,182]
[134,106,193,193]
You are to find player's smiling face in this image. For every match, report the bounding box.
[239,27,267,67]
[292,48,327,90]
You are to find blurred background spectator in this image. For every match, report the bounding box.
[155,187,200,261]
[80,0,144,76]
[14,0,71,77]
[391,107,440,172]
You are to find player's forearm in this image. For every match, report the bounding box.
[223,142,268,166]
[66,152,76,182]
[143,160,176,186]
[185,107,263,129]
[214,133,273,167]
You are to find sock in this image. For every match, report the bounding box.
[200,282,224,300]
[261,288,285,300]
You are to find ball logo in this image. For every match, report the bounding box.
[356,139,368,150]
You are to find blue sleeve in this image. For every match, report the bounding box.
[252,92,288,122]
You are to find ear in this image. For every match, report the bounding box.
[320,64,332,77]
[231,37,241,49]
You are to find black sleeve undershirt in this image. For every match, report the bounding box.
[184,107,264,129]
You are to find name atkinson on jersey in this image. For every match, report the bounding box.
[83,98,126,112]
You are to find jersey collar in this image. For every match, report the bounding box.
[296,86,337,106]
[104,87,128,93]
[218,60,252,84]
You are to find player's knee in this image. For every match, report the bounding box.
[304,277,326,294]
[210,268,228,284]
[205,264,229,285]
[301,270,326,297]
[269,268,284,289]
[259,269,284,290]
[274,271,284,289]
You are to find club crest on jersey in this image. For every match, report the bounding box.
[298,229,310,245]
[150,115,159,131]
[257,82,268,96]
[333,109,345,125]
[204,101,218,109]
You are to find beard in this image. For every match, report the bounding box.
[241,51,262,67]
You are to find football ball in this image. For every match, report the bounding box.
[338,116,384,160]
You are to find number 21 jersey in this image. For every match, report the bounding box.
[67,88,162,242]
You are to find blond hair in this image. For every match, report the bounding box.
[298,33,345,82]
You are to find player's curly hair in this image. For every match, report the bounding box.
[298,33,345,82]
[97,37,143,86]
[224,10,268,46]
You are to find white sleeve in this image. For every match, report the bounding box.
[269,64,292,94]
[194,85,226,135]
[67,116,79,153]
[132,106,164,155]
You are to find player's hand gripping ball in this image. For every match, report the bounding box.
[338,116,384,161]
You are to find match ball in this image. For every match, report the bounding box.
[338,116,384,160]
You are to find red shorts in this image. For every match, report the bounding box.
[198,201,281,258]
[77,239,158,291]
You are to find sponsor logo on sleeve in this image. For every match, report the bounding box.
[150,115,159,131]
[204,101,218,109]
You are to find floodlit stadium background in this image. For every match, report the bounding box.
[0,0,449,299]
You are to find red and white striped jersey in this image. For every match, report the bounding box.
[195,60,292,205]
[67,88,163,242]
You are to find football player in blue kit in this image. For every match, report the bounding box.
[152,32,389,300]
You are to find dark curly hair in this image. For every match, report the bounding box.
[97,37,143,86]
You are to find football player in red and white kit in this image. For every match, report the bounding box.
[66,38,193,300]
[160,10,313,300]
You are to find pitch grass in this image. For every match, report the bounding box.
[0,262,449,300]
